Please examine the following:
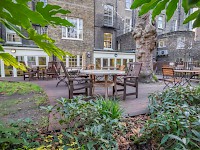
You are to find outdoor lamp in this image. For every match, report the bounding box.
[11,49,16,53]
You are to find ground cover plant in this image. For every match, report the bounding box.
[132,86,200,149]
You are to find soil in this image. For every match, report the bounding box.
[0,93,49,131]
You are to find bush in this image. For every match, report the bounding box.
[55,96,124,149]
[134,86,200,149]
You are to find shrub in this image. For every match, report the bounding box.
[55,96,124,149]
[134,86,200,149]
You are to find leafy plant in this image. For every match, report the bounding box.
[54,96,124,149]
[131,0,200,28]
[0,0,73,70]
[133,86,200,149]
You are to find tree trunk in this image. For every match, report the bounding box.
[132,13,157,83]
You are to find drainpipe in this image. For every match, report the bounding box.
[115,0,118,50]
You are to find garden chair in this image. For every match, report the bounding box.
[60,62,92,99]
[116,62,142,100]
[20,61,38,81]
[44,61,57,79]
[53,64,68,87]
[162,67,182,89]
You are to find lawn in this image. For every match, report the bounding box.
[0,81,49,130]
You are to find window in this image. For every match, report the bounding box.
[39,57,46,65]
[104,5,113,26]
[40,0,47,7]
[34,25,48,35]
[104,33,112,49]
[69,56,77,67]
[177,37,185,49]
[125,0,131,9]
[27,56,36,67]
[157,16,163,29]
[62,18,83,40]
[158,40,166,48]
[124,18,132,33]
[172,20,177,31]
[6,28,21,44]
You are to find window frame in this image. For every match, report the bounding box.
[177,37,186,49]
[104,4,114,26]
[124,18,132,33]
[6,28,22,44]
[157,16,164,29]
[62,17,83,40]
[125,0,132,10]
[158,40,166,48]
[104,33,113,50]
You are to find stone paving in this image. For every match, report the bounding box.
[0,77,165,130]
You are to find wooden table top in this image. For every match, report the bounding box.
[174,69,200,73]
[80,69,125,75]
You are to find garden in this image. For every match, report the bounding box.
[0,81,199,149]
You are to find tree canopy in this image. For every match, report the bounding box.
[131,0,200,28]
[0,0,73,70]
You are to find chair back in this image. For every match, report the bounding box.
[119,65,125,71]
[86,64,94,70]
[127,62,142,77]
[162,67,174,77]
[53,64,60,77]
[60,62,70,79]
[176,65,184,70]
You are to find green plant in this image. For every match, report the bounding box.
[131,0,200,28]
[133,86,200,149]
[54,96,124,149]
[0,121,24,150]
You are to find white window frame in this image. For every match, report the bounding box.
[177,37,185,49]
[104,5,114,26]
[124,18,132,33]
[6,28,22,44]
[125,0,132,10]
[158,40,166,48]
[158,16,163,29]
[34,26,48,35]
[104,33,113,50]
[40,0,47,7]
[62,17,83,40]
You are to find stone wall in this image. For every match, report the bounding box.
[116,32,135,51]
[48,0,94,56]
[156,31,199,62]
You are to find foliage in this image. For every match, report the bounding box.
[131,0,200,28]
[54,96,124,149]
[0,121,24,150]
[0,81,43,95]
[0,0,73,70]
[134,86,200,149]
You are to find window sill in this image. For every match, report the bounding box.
[5,42,22,45]
[103,48,113,50]
[158,27,164,30]
[125,9,132,11]
[61,38,83,41]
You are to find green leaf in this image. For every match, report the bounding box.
[193,13,200,28]
[168,134,183,143]
[182,0,190,14]
[188,0,200,6]
[183,9,200,24]
[0,45,4,52]
[139,0,160,16]
[131,0,151,9]
[166,0,179,21]
[0,53,26,70]
[161,135,169,145]
[152,0,170,20]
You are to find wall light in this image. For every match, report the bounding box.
[11,49,16,53]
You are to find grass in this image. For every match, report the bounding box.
[0,81,43,96]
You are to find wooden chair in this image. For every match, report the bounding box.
[20,61,38,81]
[162,67,182,89]
[86,64,95,70]
[53,64,68,87]
[116,62,142,100]
[60,62,92,99]
[44,61,57,79]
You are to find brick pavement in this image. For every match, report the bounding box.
[0,77,165,130]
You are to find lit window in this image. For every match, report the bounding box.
[104,5,113,26]
[6,28,21,44]
[69,56,77,67]
[177,37,185,49]
[40,0,47,7]
[158,40,166,48]
[125,0,132,9]
[62,18,83,40]
[124,18,132,33]
[104,33,112,49]
[157,16,163,29]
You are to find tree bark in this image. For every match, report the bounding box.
[132,13,157,82]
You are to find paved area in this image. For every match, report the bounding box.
[0,77,165,130]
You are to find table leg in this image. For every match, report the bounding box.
[105,75,108,99]
[113,75,117,97]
